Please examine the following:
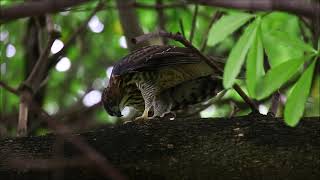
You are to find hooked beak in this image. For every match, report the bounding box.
[115,111,123,117]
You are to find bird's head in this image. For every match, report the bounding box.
[102,75,123,117]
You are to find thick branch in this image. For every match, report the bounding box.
[192,0,320,18]
[1,0,319,23]
[0,0,90,22]
[0,116,319,179]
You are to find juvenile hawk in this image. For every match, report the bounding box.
[102,45,221,120]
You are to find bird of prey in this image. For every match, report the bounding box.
[102,45,221,120]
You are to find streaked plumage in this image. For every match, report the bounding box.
[102,45,221,120]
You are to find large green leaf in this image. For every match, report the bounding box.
[255,58,306,100]
[207,12,254,47]
[284,59,316,127]
[262,32,303,67]
[269,30,316,54]
[223,18,260,88]
[261,12,301,36]
[261,12,303,67]
[246,27,264,98]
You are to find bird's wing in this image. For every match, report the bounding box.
[112,45,202,76]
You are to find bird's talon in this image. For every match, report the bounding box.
[134,116,153,122]
[163,112,176,119]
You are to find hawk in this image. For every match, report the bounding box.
[102,45,221,120]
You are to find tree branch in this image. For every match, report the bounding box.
[0,81,19,96]
[191,0,320,18]
[17,16,59,137]
[1,116,319,179]
[116,0,148,51]
[35,105,126,180]
[189,4,199,43]
[200,11,223,52]
[1,0,318,23]
[0,0,91,22]
[155,0,168,45]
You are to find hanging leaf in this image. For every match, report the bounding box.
[246,27,264,98]
[255,57,306,100]
[207,12,254,47]
[284,59,317,127]
[223,18,260,88]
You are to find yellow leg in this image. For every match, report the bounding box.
[135,107,150,121]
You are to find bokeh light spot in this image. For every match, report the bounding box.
[119,36,127,49]
[55,57,71,72]
[51,39,64,54]
[83,90,102,107]
[0,31,9,42]
[258,104,268,115]
[6,44,16,58]
[88,15,104,33]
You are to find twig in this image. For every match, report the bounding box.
[132,31,259,113]
[268,90,280,117]
[24,16,57,91]
[17,90,31,137]
[228,101,240,118]
[200,11,223,52]
[156,0,168,45]
[178,19,186,38]
[0,80,19,95]
[300,17,312,33]
[189,4,198,43]
[232,84,258,113]
[299,19,310,43]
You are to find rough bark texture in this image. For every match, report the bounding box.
[0,116,319,180]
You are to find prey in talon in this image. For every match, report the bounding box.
[102,45,222,121]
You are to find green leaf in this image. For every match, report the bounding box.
[269,30,316,54]
[284,59,316,127]
[255,58,305,100]
[223,18,260,88]
[246,27,264,98]
[262,32,303,67]
[261,12,304,66]
[207,12,254,47]
[261,12,301,36]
